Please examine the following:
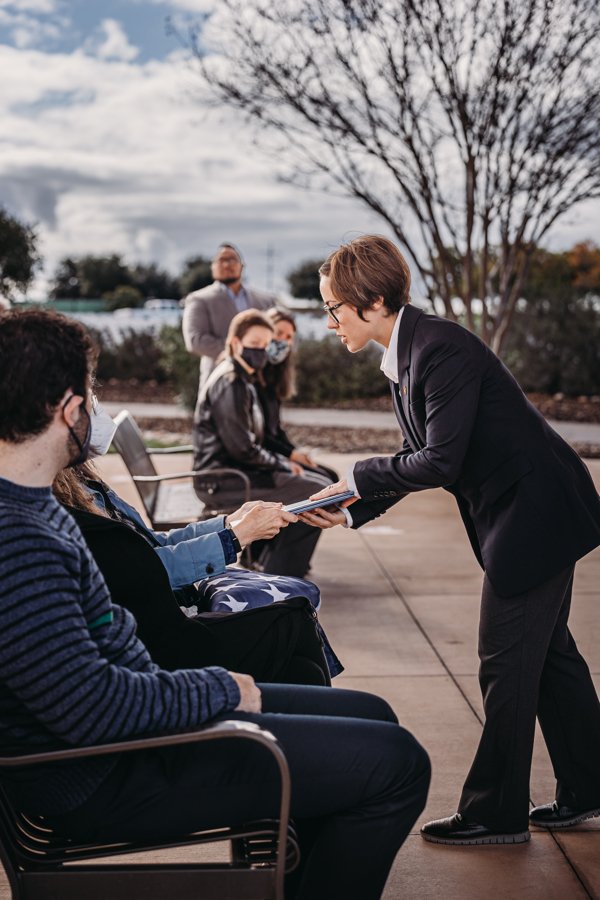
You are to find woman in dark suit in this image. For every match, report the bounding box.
[305,234,600,846]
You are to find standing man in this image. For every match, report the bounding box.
[182,243,277,396]
[0,306,430,900]
[306,234,600,846]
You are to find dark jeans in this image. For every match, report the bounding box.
[459,565,600,832]
[50,684,430,900]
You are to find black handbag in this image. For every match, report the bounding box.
[195,596,332,685]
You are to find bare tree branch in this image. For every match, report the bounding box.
[186,0,600,350]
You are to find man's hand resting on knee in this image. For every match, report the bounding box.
[230,672,262,713]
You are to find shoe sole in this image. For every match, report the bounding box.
[530,808,600,829]
[421,830,530,846]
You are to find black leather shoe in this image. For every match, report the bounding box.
[529,801,600,829]
[421,813,530,845]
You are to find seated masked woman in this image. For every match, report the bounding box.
[258,307,339,483]
[53,455,342,685]
[192,308,334,577]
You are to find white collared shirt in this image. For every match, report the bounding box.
[345,307,405,521]
[379,307,404,384]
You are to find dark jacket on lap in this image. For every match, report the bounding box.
[67,506,329,683]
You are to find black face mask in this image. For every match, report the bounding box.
[64,398,92,468]
[241,347,268,371]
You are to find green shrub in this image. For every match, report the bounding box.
[90,327,167,383]
[103,285,144,311]
[157,325,199,410]
[293,336,388,405]
[88,324,389,409]
[502,298,600,395]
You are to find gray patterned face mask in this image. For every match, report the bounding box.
[266,339,291,365]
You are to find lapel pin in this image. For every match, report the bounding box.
[402,385,407,396]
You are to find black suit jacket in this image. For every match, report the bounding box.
[352,304,600,597]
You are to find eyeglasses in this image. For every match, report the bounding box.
[323,301,344,325]
[213,255,241,265]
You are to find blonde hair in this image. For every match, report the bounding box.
[224,308,274,356]
[52,462,109,515]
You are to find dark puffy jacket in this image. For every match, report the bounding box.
[192,358,291,474]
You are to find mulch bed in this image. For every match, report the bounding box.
[136,417,599,459]
[101,380,600,458]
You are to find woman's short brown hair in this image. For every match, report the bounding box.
[319,235,411,320]
[224,308,273,356]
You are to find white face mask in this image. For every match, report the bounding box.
[89,403,118,457]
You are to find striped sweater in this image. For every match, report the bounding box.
[0,476,240,815]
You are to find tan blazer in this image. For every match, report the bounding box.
[182,281,277,392]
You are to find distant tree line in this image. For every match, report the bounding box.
[1,204,599,394]
[0,206,40,300]
[49,254,215,310]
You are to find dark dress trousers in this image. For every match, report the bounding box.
[351,304,600,830]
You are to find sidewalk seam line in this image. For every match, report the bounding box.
[357,532,595,899]
[357,530,484,725]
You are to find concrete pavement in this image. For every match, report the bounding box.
[6,449,593,900]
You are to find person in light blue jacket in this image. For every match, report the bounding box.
[89,476,253,589]
[64,459,340,676]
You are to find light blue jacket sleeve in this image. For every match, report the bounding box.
[149,518,231,587]
[94,488,231,589]
[153,533,228,588]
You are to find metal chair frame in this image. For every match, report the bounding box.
[0,720,297,900]
[111,410,251,530]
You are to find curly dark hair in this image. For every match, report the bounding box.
[0,308,96,443]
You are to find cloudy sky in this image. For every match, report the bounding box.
[0,0,597,297]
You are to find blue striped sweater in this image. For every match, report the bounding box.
[0,476,240,815]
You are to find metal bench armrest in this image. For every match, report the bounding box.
[149,445,194,454]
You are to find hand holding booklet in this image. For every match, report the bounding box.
[283,490,356,516]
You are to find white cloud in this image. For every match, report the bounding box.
[0,17,597,301]
[143,0,217,11]
[0,41,384,293]
[87,18,139,62]
[0,5,64,47]
[0,0,58,11]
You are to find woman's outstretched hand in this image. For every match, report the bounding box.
[298,507,347,529]
[308,478,357,507]
[298,478,358,529]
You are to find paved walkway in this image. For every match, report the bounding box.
[5,449,592,900]
[102,400,600,445]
